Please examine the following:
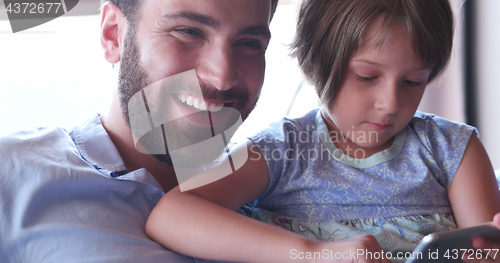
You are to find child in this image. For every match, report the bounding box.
[146,0,500,262]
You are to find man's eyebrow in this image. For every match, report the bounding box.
[161,11,220,29]
[239,26,271,39]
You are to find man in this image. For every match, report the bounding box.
[0,0,278,262]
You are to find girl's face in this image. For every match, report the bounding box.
[323,16,432,158]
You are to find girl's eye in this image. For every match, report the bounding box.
[402,79,422,87]
[355,75,377,82]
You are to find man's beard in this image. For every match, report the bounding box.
[117,26,258,167]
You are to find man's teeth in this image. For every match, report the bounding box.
[208,103,223,112]
[177,95,224,113]
[197,100,207,111]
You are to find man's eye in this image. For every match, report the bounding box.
[237,39,265,51]
[242,40,262,49]
[172,27,203,37]
[355,75,376,82]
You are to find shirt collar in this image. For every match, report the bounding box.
[71,114,127,174]
[70,114,164,191]
[315,109,406,168]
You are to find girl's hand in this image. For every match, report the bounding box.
[315,234,391,263]
[463,213,500,263]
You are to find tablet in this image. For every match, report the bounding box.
[405,223,500,263]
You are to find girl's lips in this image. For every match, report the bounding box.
[367,122,392,130]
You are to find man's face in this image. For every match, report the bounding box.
[118,0,272,165]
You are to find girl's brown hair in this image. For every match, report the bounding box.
[291,0,454,107]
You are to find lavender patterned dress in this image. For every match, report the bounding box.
[248,109,476,262]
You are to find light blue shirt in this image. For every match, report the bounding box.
[0,115,210,263]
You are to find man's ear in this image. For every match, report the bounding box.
[100,1,128,64]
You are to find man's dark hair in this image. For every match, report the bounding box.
[101,0,279,28]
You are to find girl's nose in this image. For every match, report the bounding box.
[374,83,401,114]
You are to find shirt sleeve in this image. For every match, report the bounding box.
[411,112,478,189]
[248,120,286,200]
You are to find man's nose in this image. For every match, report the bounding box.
[374,82,401,114]
[197,44,238,91]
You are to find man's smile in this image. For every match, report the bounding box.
[172,93,240,129]
[176,94,225,112]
